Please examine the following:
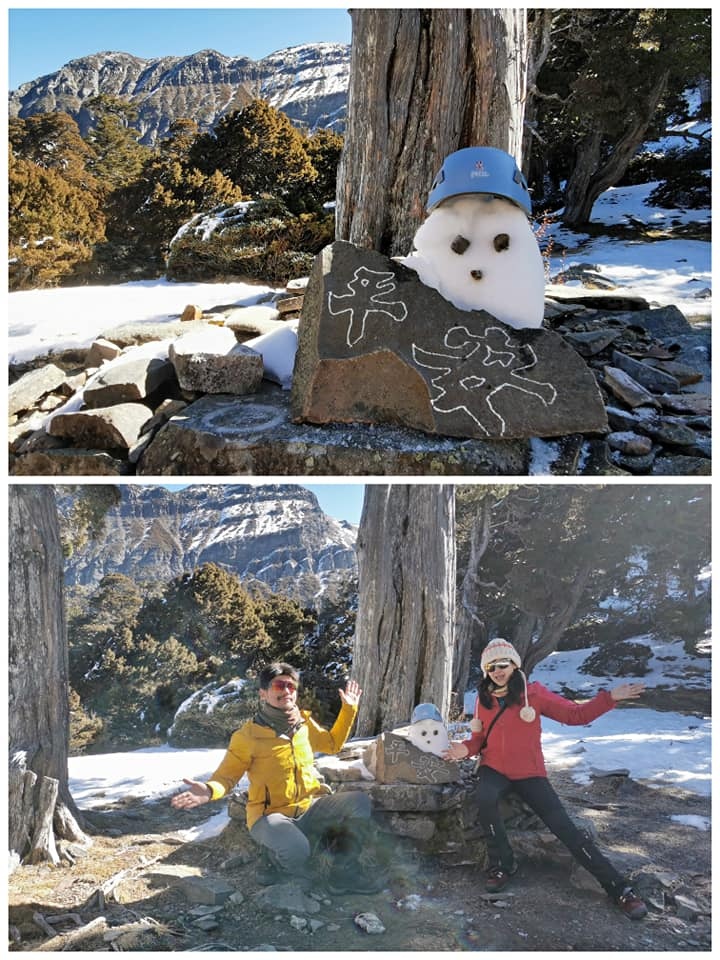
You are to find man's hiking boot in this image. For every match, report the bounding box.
[256,851,282,886]
[615,887,648,920]
[484,859,518,893]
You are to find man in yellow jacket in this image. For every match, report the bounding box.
[171,662,370,881]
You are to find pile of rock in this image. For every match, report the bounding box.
[223,734,640,891]
[8,257,709,476]
[544,286,710,476]
[9,282,307,476]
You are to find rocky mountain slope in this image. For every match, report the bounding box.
[9,43,350,142]
[60,484,357,605]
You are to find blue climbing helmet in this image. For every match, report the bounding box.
[410,703,444,724]
[426,146,532,216]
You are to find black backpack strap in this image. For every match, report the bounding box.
[473,702,508,772]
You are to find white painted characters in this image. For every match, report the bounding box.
[398,194,545,330]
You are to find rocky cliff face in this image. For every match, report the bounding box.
[9,43,350,143]
[61,484,357,605]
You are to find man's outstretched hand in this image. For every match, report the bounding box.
[170,778,212,809]
[338,678,363,707]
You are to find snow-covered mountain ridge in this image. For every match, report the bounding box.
[60,484,357,606]
[9,43,351,142]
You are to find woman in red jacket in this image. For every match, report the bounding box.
[444,639,648,920]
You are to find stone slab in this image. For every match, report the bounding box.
[10,449,133,476]
[9,363,67,416]
[534,285,650,312]
[83,357,177,407]
[291,241,608,440]
[169,339,263,395]
[47,402,153,450]
[610,350,680,394]
[179,877,234,905]
[651,455,711,476]
[616,304,694,338]
[333,779,465,813]
[603,366,660,408]
[86,338,122,367]
[99,320,221,348]
[137,386,529,476]
[372,733,460,785]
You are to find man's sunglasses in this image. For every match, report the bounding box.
[270,679,298,692]
[487,661,512,672]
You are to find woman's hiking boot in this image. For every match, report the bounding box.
[484,859,518,893]
[615,887,648,920]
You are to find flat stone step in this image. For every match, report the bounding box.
[137,386,529,476]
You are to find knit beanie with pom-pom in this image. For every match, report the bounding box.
[480,639,536,722]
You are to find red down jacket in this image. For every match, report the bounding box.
[464,682,615,780]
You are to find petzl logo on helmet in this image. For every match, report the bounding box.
[470,160,490,179]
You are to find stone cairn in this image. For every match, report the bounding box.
[223,729,637,894]
[9,243,710,476]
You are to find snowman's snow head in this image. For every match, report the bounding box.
[404,195,545,329]
[407,703,450,756]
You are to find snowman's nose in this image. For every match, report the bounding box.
[470,269,483,280]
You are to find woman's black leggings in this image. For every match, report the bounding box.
[475,765,626,896]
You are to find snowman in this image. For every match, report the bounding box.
[406,703,450,757]
[398,146,545,330]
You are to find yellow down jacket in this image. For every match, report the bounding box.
[206,702,358,828]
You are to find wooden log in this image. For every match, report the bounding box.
[32,913,57,937]
[28,776,60,866]
[54,801,90,846]
[8,751,37,859]
[30,916,108,952]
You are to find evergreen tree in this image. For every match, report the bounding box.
[10,113,99,189]
[56,484,122,557]
[83,94,150,190]
[252,590,317,664]
[191,99,317,211]
[305,127,344,209]
[455,484,711,678]
[68,573,144,696]
[530,8,710,224]
[8,150,106,289]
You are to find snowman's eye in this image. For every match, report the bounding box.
[494,233,510,252]
[451,235,470,255]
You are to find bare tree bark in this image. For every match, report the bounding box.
[353,485,456,735]
[562,68,671,226]
[522,9,559,183]
[336,8,528,256]
[8,485,88,867]
[513,556,595,675]
[452,499,493,707]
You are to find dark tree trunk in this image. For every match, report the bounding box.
[336,8,528,257]
[522,9,557,184]
[513,556,595,675]
[8,486,87,868]
[452,498,493,709]
[562,68,671,227]
[353,485,456,735]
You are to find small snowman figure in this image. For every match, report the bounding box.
[398,146,545,330]
[406,703,450,756]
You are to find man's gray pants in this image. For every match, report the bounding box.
[249,791,371,877]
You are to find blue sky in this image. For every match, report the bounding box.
[8,6,352,89]
[302,484,364,526]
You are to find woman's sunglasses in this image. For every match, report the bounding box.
[487,661,512,672]
[270,678,298,692]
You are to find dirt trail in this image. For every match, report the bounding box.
[8,770,711,952]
